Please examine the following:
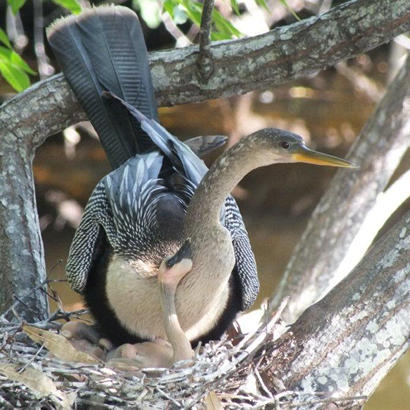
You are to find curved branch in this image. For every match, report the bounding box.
[270,53,410,322]
[0,76,82,319]
[0,0,409,320]
[263,211,410,400]
[1,0,409,140]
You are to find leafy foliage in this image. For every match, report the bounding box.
[0,28,35,92]
[135,0,242,39]
[1,0,82,92]
[51,0,82,15]
[133,0,163,28]
[6,0,26,15]
[7,0,82,15]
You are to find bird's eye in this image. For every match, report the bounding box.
[280,141,290,149]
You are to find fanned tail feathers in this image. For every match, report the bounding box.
[47,6,157,168]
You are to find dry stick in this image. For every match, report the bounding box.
[0,0,409,325]
[264,210,410,400]
[269,54,410,322]
[33,0,51,79]
[161,11,191,47]
[197,0,215,82]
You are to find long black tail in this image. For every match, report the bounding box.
[47,5,158,169]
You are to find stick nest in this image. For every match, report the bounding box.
[0,300,366,409]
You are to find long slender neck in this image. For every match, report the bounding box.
[185,138,268,231]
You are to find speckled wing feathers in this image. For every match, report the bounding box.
[67,154,259,310]
[54,6,259,312]
[224,196,259,310]
[67,152,180,291]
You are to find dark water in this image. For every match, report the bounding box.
[33,65,409,408]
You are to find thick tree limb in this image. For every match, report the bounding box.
[0,77,83,320]
[92,0,410,105]
[0,0,409,319]
[270,54,410,323]
[2,0,409,128]
[263,210,410,402]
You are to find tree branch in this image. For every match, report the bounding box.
[263,210,410,401]
[197,0,215,81]
[269,54,410,323]
[0,0,409,320]
[2,0,408,129]
[0,77,83,319]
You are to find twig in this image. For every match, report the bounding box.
[1,279,49,321]
[197,0,215,81]
[18,344,45,372]
[33,0,53,78]
[0,395,14,410]
[254,367,273,399]
[161,10,192,47]
[155,386,182,407]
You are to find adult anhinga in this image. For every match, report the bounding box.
[47,6,354,365]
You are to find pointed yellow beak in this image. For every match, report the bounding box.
[292,145,357,168]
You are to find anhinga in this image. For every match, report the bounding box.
[47,6,354,365]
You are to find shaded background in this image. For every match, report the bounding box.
[1,0,409,407]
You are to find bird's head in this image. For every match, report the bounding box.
[244,128,356,168]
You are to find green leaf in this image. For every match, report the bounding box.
[0,58,30,92]
[212,8,241,38]
[0,46,36,75]
[163,0,175,17]
[6,0,26,15]
[172,5,188,25]
[279,0,300,21]
[10,51,36,75]
[133,0,162,28]
[255,0,269,12]
[230,0,240,16]
[178,0,202,27]
[0,28,12,49]
[163,0,188,24]
[176,0,241,39]
[211,32,232,41]
[51,0,82,14]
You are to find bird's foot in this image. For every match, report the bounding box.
[106,338,175,369]
[61,321,112,360]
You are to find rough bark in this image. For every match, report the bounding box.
[0,0,408,324]
[264,211,410,404]
[2,0,409,121]
[150,0,410,105]
[270,54,410,323]
[0,77,83,320]
[197,0,215,82]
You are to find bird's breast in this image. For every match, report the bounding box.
[105,226,235,342]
